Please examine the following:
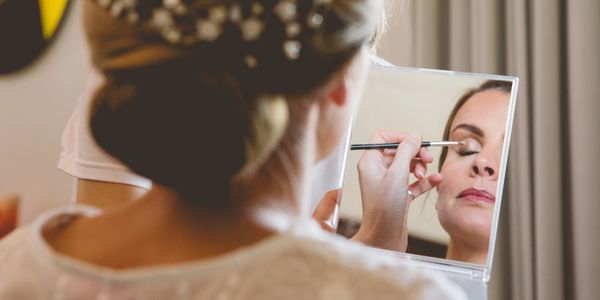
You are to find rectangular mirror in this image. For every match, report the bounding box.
[335,66,518,278]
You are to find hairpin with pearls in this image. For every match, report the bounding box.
[95,0,332,68]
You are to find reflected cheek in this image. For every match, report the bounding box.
[438,162,464,200]
[437,161,467,222]
[490,180,499,196]
[436,174,457,223]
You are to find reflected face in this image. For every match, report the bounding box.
[437,90,509,248]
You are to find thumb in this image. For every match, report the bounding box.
[312,189,340,232]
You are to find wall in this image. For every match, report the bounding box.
[0,0,90,224]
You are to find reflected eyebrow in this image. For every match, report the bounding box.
[451,123,485,138]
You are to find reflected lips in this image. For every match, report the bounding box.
[457,188,495,204]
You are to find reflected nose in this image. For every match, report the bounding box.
[470,157,498,180]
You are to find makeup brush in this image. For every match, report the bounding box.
[350,141,464,150]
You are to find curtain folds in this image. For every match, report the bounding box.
[379,1,600,299]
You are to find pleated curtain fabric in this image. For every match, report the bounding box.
[566,2,600,299]
[378,1,600,299]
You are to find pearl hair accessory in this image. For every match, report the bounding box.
[95,0,332,68]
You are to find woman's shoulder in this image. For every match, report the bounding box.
[0,224,33,261]
[0,223,48,299]
[0,206,100,272]
[252,220,468,299]
[0,211,466,299]
[0,206,103,299]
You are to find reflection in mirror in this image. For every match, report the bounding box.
[336,67,516,268]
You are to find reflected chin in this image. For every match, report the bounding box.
[441,199,493,243]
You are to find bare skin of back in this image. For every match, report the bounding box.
[76,179,147,209]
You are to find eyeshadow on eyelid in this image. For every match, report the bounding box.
[450,132,471,140]
[450,130,468,139]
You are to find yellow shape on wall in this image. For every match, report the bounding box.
[38,0,69,40]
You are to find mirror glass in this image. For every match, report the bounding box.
[335,67,518,269]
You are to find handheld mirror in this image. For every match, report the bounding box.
[333,66,518,281]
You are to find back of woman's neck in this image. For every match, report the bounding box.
[47,187,280,269]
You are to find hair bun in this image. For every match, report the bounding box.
[91,64,248,205]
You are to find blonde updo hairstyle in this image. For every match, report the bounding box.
[85,0,382,206]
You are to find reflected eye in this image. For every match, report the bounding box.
[453,138,481,156]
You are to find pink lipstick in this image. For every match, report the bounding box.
[457,188,495,204]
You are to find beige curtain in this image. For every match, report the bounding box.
[378,1,600,299]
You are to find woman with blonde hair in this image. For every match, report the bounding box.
[0,0,464,298]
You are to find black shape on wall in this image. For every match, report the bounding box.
[1,0,47,74]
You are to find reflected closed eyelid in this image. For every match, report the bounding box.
[453,138,482,156]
